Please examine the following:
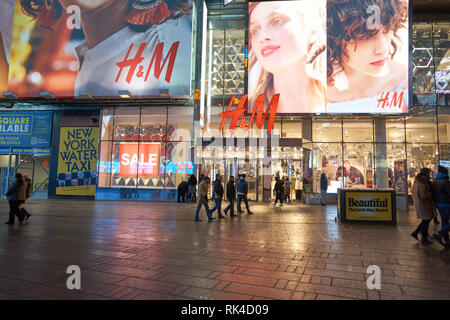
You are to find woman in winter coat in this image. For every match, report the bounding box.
[5,173,26,225]
[411,168,435,245]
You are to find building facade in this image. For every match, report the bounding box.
[0,0,449,209]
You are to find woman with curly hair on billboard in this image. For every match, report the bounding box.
[248,0,326,114]
[326,0,409,113]
[18,0,193,97]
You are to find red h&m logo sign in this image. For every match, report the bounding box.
[218,94,280,134]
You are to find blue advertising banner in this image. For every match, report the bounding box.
[0,111,52,148]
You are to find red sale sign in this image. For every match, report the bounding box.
[119,143,160,177]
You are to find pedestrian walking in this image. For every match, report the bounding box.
[320,173,328,206]
[210,174,225,218]
[177,181,188,203]
[411,168,435,245]
[236,174,253,215]
[194,177,214,222]
[284,177,291,204]
[272,176,284,207]
[5,173,26,225]
[431,165,450,248]
[19,173,32,220]
[224,176,236,217]
[187,174,197,202]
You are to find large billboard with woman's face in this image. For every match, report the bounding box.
[0,0,15,94]
[3,0,194,98]
[248,0,409,114]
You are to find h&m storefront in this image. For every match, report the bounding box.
[1,0,449,205]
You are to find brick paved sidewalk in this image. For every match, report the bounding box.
[0,200,449,300]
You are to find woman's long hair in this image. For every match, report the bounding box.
[248,1,326,112]
[20,0,192,30]
[327,0,408,86]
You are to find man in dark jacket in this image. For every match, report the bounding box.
[5,173,26,225]
[224,176,236,217]
[210,174,225,218]
[177,181,188,203]
[187,174,197,202]
[236,174,253,215]
[272,177,284,207]
[432,165,450,248]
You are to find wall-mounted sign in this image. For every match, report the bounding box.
[119,143,160,177]
[56,127,99,196]
[0,111,52,148]
[218,93,279,133]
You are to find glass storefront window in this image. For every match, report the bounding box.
[407,143,438,194]
[343,143,374,189]
[312,143,342,193]
[406,115,437,143]
[312,118,342,142]
[113,107,141,142]
[412,24,435,94]
[343,119,373,142]
[281,118,302,138]
[168,107,193,143]
[101,107,114,141]
[385,118,406,142]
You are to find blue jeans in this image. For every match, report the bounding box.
[237,194,250,213]
[210,198,223,217]
[436,205,450,241]
[195,202,211,220]
[224,198,235,215]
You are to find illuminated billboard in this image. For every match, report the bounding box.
[248,0,409,114]
[0,0,15,93]
[5,0,194,98]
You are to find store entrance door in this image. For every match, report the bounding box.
[200,158,261,201]
[270,147,303,201]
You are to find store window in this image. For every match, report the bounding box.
[343,119,373,142]
[98,107,193,200]
[343,143,374,189]
[312,118,342,142]
[406,114,437,143]
[311,143,342,193]
[385,118,406,143]
[281,118,302,138]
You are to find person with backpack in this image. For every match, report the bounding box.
[209,174,225,219]
[411,168,435,245]
[236,174,253,215]
[224,176,236,217]
[19,173,32,220]
[431,165,450,248]
[272,176,284,207]
[5,173,26,225]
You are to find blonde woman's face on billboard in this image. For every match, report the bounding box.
[250,2,307,73]
[344,29,394,77]
[59,0,117,11]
